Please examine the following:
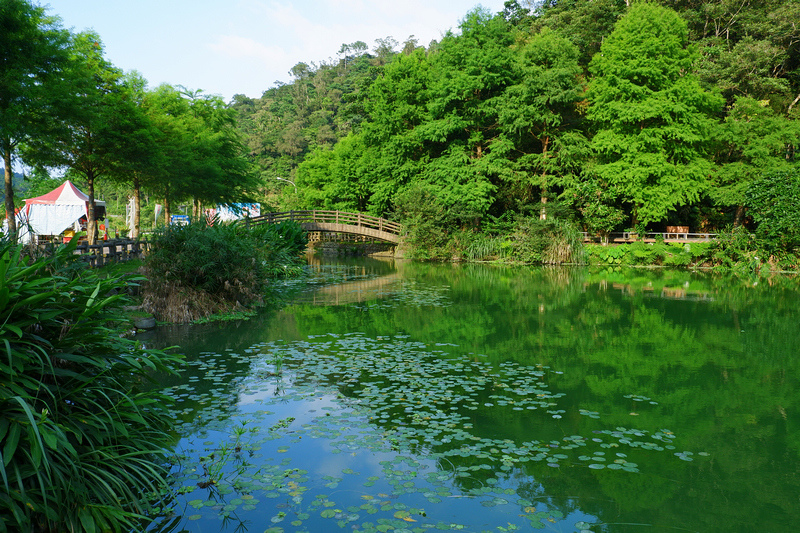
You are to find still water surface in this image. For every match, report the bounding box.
[144,257,800,533]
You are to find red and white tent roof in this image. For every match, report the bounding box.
[24,180,105,207]
[7,180,106,242]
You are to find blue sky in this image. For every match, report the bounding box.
[47,0,508,103]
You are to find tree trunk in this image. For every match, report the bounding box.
[164,195,171,225]
[539,136,550,221]
[788,92,800,115]
[132,174,141,239]
[733,204,745,228]
[86,172,98,245]
[3,146,16,241]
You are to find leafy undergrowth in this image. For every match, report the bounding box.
[0,240,181,532]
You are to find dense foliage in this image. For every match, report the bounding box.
[0,240,181,532]
[0,0,70,241]
[746,168,800,256]
[229,0,799,264]
[4,0,800,264]
[142,219,308,322]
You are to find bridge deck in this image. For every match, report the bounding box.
[249,210,402,244]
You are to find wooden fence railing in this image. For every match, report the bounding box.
[582,231,718,243]
[74,239,150,268]
[249,210,403,238]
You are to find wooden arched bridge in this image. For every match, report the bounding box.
[249,210,402,244]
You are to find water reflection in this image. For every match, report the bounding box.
[146,260,800,533]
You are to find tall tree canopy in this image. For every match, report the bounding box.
[587,2,724,228]
[0,0,70,240]
[22,32,135,244]
[498,28,587,218]
[9,0,793,241]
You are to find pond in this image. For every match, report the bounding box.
[142,257,800,533]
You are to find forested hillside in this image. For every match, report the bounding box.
[231,0,799,241]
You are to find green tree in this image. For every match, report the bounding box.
[420,8,517,215]
[676,0,797,110]
[713,96,800,226]
[306,9,521,218]
[141,86,257,225]
[498,28,587,218]
[0,0,70,240]
[232,48,380,209]
[359,47,433,214]
[100,72,164,238]
[134,84,196,231]
[587,3,724,228]
[296,132,376,211]
[746,168,800,255]
[529,0,627,67]
[22,32,133,244]
[180,89,258,220]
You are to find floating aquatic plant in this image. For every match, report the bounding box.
[150,333,708,532]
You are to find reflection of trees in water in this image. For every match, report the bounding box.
[146,260,800,532]
[283,264,800,531]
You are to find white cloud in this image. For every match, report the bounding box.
[209,35,277,62]
[50,0,505,101]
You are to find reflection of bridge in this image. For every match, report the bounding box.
[294,273,403,306]
[249,210,402,244]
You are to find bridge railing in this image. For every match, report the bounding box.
[249,210,402,236]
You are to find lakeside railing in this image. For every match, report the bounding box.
[74,239,150,267]
[582,231,718,243]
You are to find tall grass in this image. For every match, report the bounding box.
[0,239,181,532]
[505,217,586,265]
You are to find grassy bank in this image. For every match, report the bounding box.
[398,217,799,274]
[584,231,798,274]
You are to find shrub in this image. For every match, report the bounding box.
[686,241,712,262]
[394,185,481,261]
[709,226,758,269]
[251,219,309,259]
[747,169,800,255]
[142,219,307,322]
[586,243,627,265]
[663,243,694,267]
[629,241,661,265]
[0,240,180,532]
[460,231,506,261]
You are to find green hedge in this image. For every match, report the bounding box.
[585,241,713,267]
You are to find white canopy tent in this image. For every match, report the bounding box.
[9,180,105,243]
